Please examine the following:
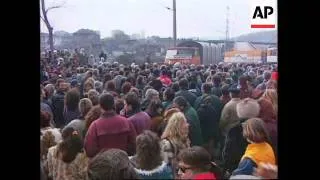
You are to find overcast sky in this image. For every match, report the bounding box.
[40,0,276,39]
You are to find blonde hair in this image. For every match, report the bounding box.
[161,112,187,141]
[262,89,278,114]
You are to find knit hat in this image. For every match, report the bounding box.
[236,98,260,119]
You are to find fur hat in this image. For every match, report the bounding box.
[236,98,260,119]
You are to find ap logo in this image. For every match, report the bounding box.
[250,0,277,28]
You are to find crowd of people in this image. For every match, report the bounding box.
[40,51,278,180]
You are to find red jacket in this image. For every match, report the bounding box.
[84,112,137,158]
[159,75,172,87]
[193,172,216,180]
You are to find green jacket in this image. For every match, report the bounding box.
[184,106,203,146]
[193,94,223,120]
[162,101,173,110]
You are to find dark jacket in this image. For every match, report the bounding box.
[222,119,248,173]
[51,91,66,128]
[184,106,203,146]
[193,94,222,144]
[175,90,197,106]
[84,111,137,158]
[63,108,80,124]
[232,158,257,176]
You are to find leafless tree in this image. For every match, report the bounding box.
[40,0,65,60]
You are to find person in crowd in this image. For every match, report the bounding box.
[104,80,119,98]
[175,78,197,106]
[160,112,190,177]
[136,75,146,91]
[115,98,125,114]
[211,75,222,97]
[141,88,160,111]
[222,98,261,176]
[188,81,202,97]
[124,92,151,135]
[177,146,222,179]
[232,118,276,176]
[261,89,278,116]
[257,93,278,158]
[47,127,88,180]
[41,111,62,161]
[121,81,132,97]
[87,149,138,180]
[193,83,223,157]
[84,93,137,158]
[83,78,95,97]
[219,86,242,142]
[171,82,180,93]
[159,69,172,87]
[220,85,231,106]
[173,96,203,146]
[41,86,54,125]
[238,75,252,99]
[256,71,271,91]
[83,105,101,137]
[145,99,165,136]
[162,87,175,110]
[94,81,103,94]
[44,83,55,108]
[158,108,181,138]
[87,89,99,106]
[52,81,68,128]
[64,98,92,139]
[130,130,173,179]
[64,88,81,124]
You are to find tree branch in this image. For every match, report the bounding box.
[45,5,63,14]
[40,15,45,23]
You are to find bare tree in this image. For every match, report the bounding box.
[40,0,65,61]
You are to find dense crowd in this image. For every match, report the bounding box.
[40,50,278,180]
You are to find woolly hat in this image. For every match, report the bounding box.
[236,98,260,119]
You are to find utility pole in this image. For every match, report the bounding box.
[224,6,230,61]
[173,0,177,47]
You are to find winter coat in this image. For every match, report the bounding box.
[51,91,66,128]
[193,94,223,144]
[222,119,248,173]
[219,98,241,138]
[84,111,137,158]
[128,111,151,136]
[129,156,173,179]
[184,106,203,146]
[175,90,197,106]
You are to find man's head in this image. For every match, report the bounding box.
[177,146,212,179]
[173,96,189,111]
[229,85,240,98]
[87,149,138,180]
[178,78,189,90]
[201,83,212,94]
[124,92,140,113]
[263,71,272,81]
[99,93,115,111]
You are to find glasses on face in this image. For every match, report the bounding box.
[178,166,194,173]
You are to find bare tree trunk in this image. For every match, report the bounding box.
[48,27,54,57]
